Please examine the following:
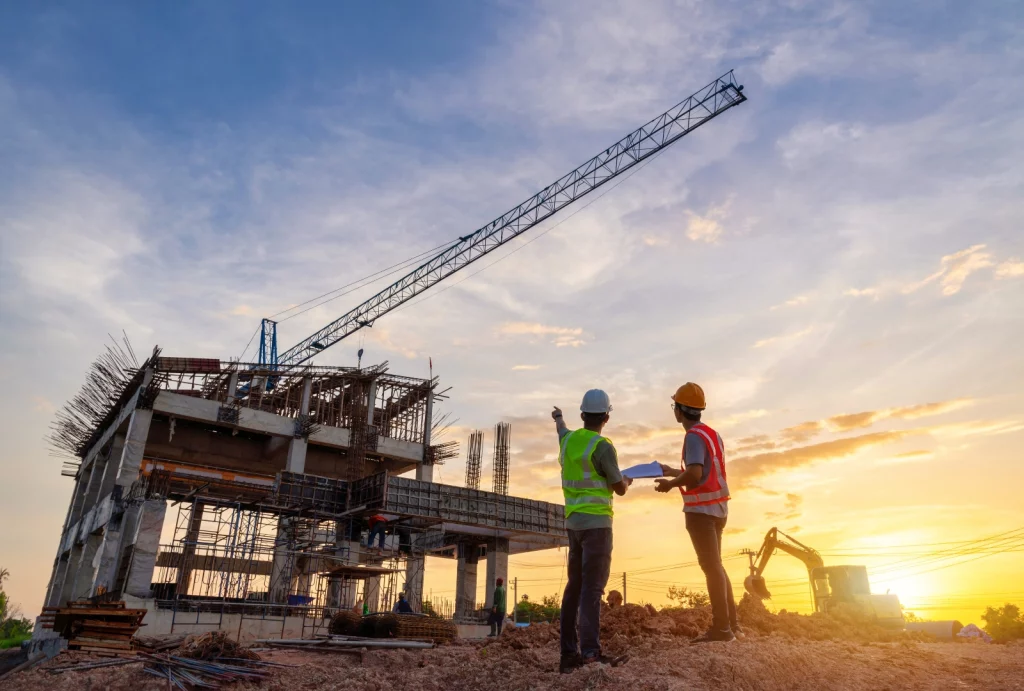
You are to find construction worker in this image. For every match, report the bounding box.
[393,592,414,614]
[366,514,389,551]
[553,389,632,673]
[655,382,741,643]
[487,577,506,637]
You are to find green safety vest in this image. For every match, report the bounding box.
[560,429,614,518]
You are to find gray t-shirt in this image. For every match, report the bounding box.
[557,420,622,530]
[681,429,728,518]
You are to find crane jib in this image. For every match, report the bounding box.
[274,72,747,367]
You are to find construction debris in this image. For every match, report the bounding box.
[175,631,261,661]
[140,653,277,688]
[41,600,146,656]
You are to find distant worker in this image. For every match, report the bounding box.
[554,389,632,673]
[367,514,389,551]
[488,577,507,637]
[606,590,623,609]
[393,592,414,614]
[655,382,741,642]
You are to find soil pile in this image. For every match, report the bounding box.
[500,597,930,650]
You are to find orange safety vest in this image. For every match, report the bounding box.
[679,422,730,507]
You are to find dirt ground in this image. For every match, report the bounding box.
[4,601,1022,691]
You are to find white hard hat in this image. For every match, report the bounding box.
[580,389,612,414]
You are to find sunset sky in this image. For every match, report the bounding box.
[1,1,1022,627]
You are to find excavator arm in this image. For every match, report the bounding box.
[744,527,825,602]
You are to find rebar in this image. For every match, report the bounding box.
[491,422,511,496]
[465,430,483,490]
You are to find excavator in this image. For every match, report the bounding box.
[743,527,905,628]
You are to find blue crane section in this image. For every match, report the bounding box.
[266,71,747,367]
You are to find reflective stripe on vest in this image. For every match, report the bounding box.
[680,423,729,506]
[560,429,613,517]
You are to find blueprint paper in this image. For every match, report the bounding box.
[621,461,664,479]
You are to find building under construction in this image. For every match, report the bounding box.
[39,348,567,641]
[35,73,747,645]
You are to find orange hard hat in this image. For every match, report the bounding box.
[672,382,706,409]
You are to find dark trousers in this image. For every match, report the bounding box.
[368,523,386,548]
[685,512,738,633]
[488,610,504,636]
[560,527,612,658]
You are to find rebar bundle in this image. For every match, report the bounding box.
[465,430,483,490]
[491,422,510,496]
[47,336,154,474]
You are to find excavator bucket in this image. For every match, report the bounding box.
[744,575,772,600]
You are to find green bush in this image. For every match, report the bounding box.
[982,603,1024,643]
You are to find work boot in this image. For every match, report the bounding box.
[692,628,736,644]
[732,625,746,640]
[582,652,630,667]
[559,653,583,674]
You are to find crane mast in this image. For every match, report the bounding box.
[270,71,746,367]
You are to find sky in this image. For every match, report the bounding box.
[1,1,1022,626]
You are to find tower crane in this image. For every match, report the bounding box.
[258,71,747,368]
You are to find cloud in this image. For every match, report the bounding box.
[770,295,810,310]
[902,244,993,296]
[685,199,730,244]
[996,258,1024,279]
[766,492,803,521]
[730,430,910,488]
[735,434,777,453]
[844,287,881,299]
[752,326,814,349]
[511,364,541,371]
[498,322,587,348]
[776,398,975,444]
[875,449,934,466]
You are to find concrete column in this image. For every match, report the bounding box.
[484,538,510,609]
[175,502,205,596]
[57,542,83,605]
[285,376,313,473]
[417,385,434,483]
[286,438,307,473]
[114,408,153,487]
[269,518,293,604]
[71,534,103,600]
[46,554,71,607]
[364,576,381,613]
[455,543,480,619]
[91,410,152,596]
[404,554,425,612]
[123,499,167,598]
[224,370,240,403]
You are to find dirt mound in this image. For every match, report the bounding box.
[736,594,933,643]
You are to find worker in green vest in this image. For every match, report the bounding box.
[554,389,631,674]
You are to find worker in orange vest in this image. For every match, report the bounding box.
[655,382,741,642]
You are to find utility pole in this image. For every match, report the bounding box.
[513,577,518,624]
[622,572,627,605]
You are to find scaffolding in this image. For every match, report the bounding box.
[465,430,483,490]
[491,422,510,496]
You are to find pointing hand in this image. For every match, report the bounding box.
[551,406,563,421]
